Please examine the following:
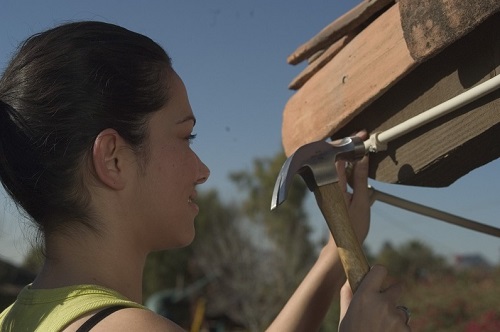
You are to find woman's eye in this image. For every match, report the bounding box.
[187,133,197,144]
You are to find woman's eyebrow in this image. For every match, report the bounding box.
[177,115,196,126]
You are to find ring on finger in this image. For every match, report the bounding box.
[396,305,411,325]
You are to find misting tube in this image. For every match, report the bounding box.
[365,74,500,152]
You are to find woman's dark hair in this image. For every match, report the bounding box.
[0,21,172,236]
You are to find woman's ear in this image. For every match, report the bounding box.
[92,129,132,190]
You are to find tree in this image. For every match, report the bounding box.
[192,190,280,330]
[229,151,312,250]
[143,246,193,301]
[22,244,44,274]
[229,151,317,326]
[375,240,449,281]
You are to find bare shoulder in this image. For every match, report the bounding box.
[65,308,184,332]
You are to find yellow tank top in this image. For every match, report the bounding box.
[0,284,146,332]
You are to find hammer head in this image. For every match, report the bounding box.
[271,136,365,210]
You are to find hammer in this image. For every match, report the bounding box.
[271,136,369,292]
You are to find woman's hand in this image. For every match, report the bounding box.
[323,130,371,253]
[334,132,411,331]
[339,265,411,331]
[338,152,371,243]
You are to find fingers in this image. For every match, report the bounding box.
[382,281,404,304]
[357,264,389,293]
[335,135,369,205]
[340,265,411,331]
[364,266,409,330]
[354,130,368,141]
[340,130,369,200]
[396,306,412,327]
[336,130,371,242]
[350,155,369,200]
[358,265,403,304]
[349,130,369,194]
[339,281,353,322]
[336,158,348,194]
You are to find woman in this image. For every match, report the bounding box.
[0,21,410,331]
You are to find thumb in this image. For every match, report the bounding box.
[357,264,388,293]
[339,281,353,323]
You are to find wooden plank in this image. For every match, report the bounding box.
[288,34,352,90]
[282,3,416,156]
[287,0,394,65]
[399,0,500,61]
[333,12,500,187]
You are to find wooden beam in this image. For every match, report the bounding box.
[399,0,500,61]
[287,0,394,65]
[288,34,353,90]
[282,3,416,156]
[333,13,500,187]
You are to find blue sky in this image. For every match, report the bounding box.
[0,0,499,266]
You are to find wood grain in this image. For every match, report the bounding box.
[282,3,416,156]
[333,13,500,187]
[289,34,353,90]
[399,0,500,61]
[314,182,370,292]
[288,0,394,65]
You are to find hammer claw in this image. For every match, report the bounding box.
[270,136,365,210]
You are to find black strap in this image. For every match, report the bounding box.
[75,305,127,332]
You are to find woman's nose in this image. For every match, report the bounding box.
[197,158,210,184]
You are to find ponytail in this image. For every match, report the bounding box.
[0,99,45,225]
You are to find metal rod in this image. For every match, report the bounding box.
[364,74,500,152]
[369,186,500,237]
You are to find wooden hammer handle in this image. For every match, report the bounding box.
[314,182,370,292]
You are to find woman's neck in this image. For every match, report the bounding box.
[31,230,147,303]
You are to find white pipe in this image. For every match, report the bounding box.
[364,74,500,152]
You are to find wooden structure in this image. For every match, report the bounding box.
[282,0,500,187]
